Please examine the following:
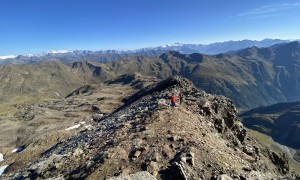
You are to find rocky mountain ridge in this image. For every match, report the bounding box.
[4,76,296,179]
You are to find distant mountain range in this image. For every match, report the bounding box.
[0,39,295,65]
[145,39,294,54]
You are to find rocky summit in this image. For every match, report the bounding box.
[5,76,297,179]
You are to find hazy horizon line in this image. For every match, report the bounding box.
[0,38,298,57]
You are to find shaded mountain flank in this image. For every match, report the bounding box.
[2,76,298,179]
[241,101,300,163]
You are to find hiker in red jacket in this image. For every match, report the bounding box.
[170,94,177,107]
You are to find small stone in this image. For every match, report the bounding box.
[92,105,100,113]
[132,138,143,148]
[242,166,252,171]
[187,157,194,166]
[92,113,104,121]
[134,150,142,158]
[217,174,233,180]
[162,144,172,158]
[151,152,160,162]
[55,162,64,169]
[169,135,179,141]
[189,152,195,158]
[73,148,84,157]
[152,171,158,177]
[121,168,131,175]
[147,161,159,174]
[180,156,187,163]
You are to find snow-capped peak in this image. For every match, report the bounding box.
[171,42,184,46]
[46,50,73,54]
[162,42,184,48]
[25,54,34,57]
[0,55,17,60]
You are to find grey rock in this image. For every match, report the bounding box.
[92,113,104,121]
[147,161,159,175]
[217,174,233,180]
[108,171,157,180]
[133,150,141,158]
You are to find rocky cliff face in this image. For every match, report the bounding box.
[4,77,296,179]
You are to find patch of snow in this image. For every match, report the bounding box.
[65,124,81,130]
[171,42,183,46]
[0,55,16,60]
[65,122,86,130]
[162,42,184,48]
[55,92,61,97]
[12,145,26,153]
[85,125,92,128]
[19,78,24,84]
[25,54,34,57]
[47,50,73,54]
[12,149,18,153]
[0,165,9,176]
[0,153,3,162]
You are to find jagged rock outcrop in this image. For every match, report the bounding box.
[7,76,296,179]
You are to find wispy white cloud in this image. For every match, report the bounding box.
[237,2,300,19]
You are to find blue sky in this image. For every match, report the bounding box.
[0,0,300,55]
